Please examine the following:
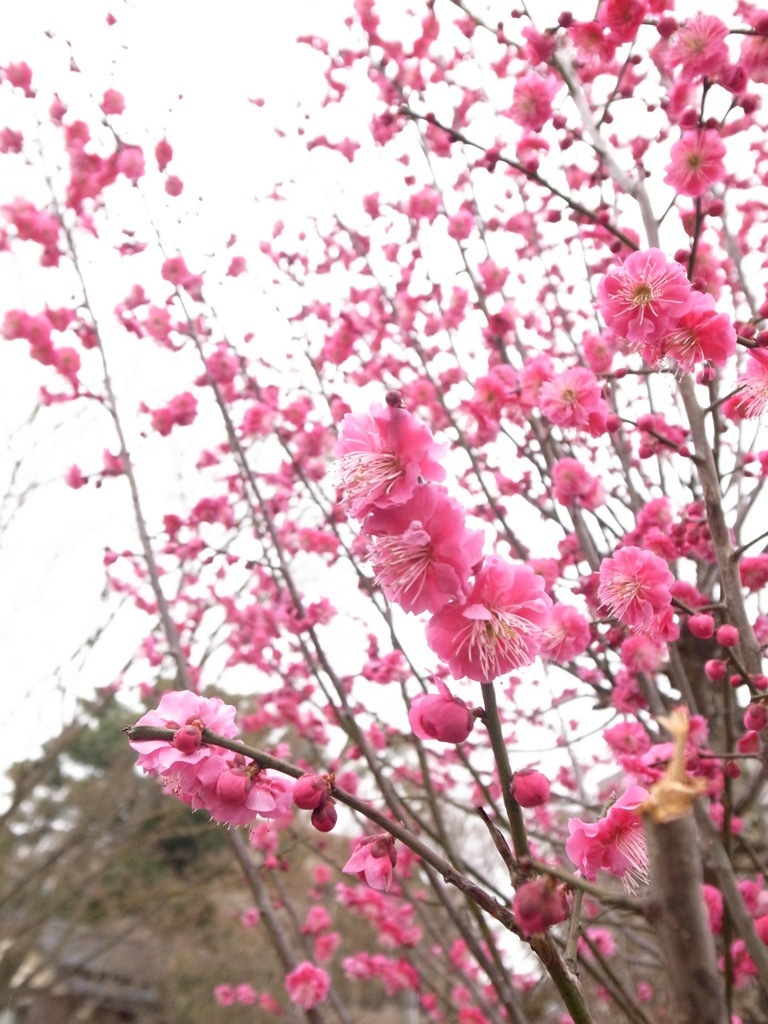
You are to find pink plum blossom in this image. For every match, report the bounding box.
[100,88,125,115]
[598,248,693,349]
[664,130,726,198]
[539,367,610,436]
[736,350,768,418]
[540,604,591,662]
[155,138,173,170]
[333,398,446,519]
[408,678,475,743]
[566,785,650,893]
[667,14,730,80]
[509,72,558,132]
[363,485,483,614]
[598,546,676,638]
[193,754,294,827]
[301,906,332,935]
[659,291,736,371]
[342,834,397,892]
[603,721,651,759]
[235,983,257,1005]
[285,962,330,1010]
[551,458,605,511]
[597,0,647,44]
[426,556,552,682]
[213,984,236,1006]
[129,691,239,776]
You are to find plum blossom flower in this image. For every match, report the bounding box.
[408,678,475,743]
[598,546,676,638]
[235,984,257,1005]
[426,557,552,682]
[603,721,651,759]
[740,16,768,84]
[597,0,647,44]
[342,834,397,892]
[664,130,726,198]
[193,755,294,827]
[129,691,239,776]
[333,398,446,519]
[736,350,768,418]
[213,984,236,1006]
[363,485,483,615]
[659,291,736,371]
[540,604,591,662]
[285,962,330,1010]
[539,366,610,436]
[509,72,558,132]
[667,14,729,80]
[551,458,605,511]
[100,88,125,115]
[566,785,650,893]
[598,248,693,349]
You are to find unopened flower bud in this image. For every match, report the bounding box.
[744,702,768,732]
[216,768,250,804]
[511,768,551,808]
[513,878,570,937]
[717,624,739,647]
[172,722,203,753]
[311,797,338,833]
[688,613,715,639]
[705,659,726,682]
[737,730,760,754]
[293,773,333,810]
[657,16,677,38]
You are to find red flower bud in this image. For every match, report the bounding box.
[744,702,768,732]
[717,624,739,647]
[293,773,333,810]
[513,878,570,937]
[688,613,715,639]
[738,730,760,754]
[705,659,726,682]
[657,16,677,38]
[172,722,203,753]
[409,679,474,744]
[311,797,338,833]
[511,768,551,808]
[216,768,251,804]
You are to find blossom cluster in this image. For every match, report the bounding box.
[129,690,400,895]
[334,393,553,689]
[128,691,293,827]
[598,247,737,375]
